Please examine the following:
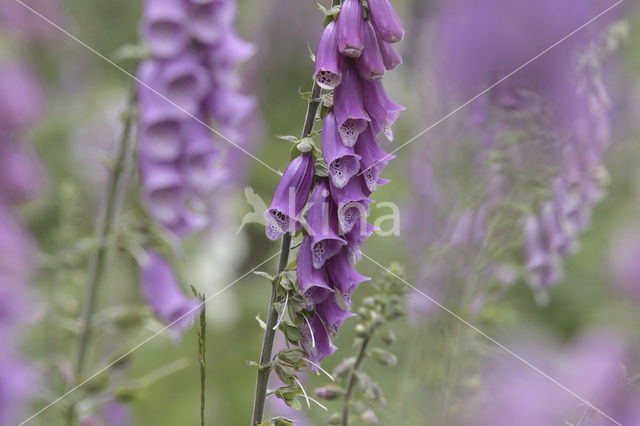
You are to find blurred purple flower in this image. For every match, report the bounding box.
[609,227,640,304]
[0,62,44,130]
[473,330,635,426]
[138,0,256,237]
[0,353,37,426]
[0,0,63,40]
[139,251,201,337]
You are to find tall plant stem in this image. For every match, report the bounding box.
[342,328,376,426]
[67,87,137,422]
[250,82,322,426]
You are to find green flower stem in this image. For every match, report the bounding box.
[67,86,137,424]
[250,81,323,426]
[342,327,377,426]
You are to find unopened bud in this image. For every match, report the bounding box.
[355,323,368,337]
[315,384,344,400]
[328,413,343,425]
[379,328,396,345]
[371,348,397,367]
[361,410,379,425]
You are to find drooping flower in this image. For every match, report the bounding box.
[306,180,347,269]
[367,0,404,43]
[333,61,371,147]
[336,0,365,58]
[139,251,201,336]
[356,20,386,81]
[325,247,370,309]
[313,21,344,90]
[265,153,315,240]
[321,112,361,189]
[300,314,336,366]
[297,236,335,307]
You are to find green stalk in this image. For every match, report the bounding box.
[67,86,137,424]
[250,81,323,426]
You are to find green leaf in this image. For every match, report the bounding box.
[280,323,303,343]
[253,271,275,281]
[276,135,299,143]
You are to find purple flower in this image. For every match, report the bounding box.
[355,126,393,194]
[296,236,335,306]
[523,215,562,299]
[300,314,336,366]
[313,21,344,90]
[325,247,370,308]
[306,180,347,269]
[265,153,314,240]
[322,112,361,189]
[378,39,402,71]
[0,353,37,426]
[316,293,354,334]
[609,228,640,305]
[0,0,63,40]
[138,0,256,237]
[344,219,375,260]
[141,0,189,59]
[333,62,370,147]
[330,176,372,235]
[0,62,44,130]
[0,141,44,205]
[139,251,201,336]
[362,78,404,141]
[336,0,365,58]
[356,20,385,81]
[474,330,631,426]
[0,208,34,279]
[367,0,404,43]
[186,0,235,45]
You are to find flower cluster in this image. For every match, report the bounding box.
[136,0,254,331]
[265,0,404,365]
[137,0,255,237]
[404,0,619,310]
[473,330,640,426]
[0,62,44,425]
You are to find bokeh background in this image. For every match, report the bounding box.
[3,0,640,424]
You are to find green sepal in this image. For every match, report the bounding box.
[279,322,303,343]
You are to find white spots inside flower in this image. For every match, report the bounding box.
[363,169,377,193]
[339,203,364,234]
[330,156,359,189]
[312,241,326,269]
[321,189,330,198]
[144,119,181,161]
[316,70,341,90]
[339,119,359,147]
[382,121,394,141]
[265,209,292,240]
